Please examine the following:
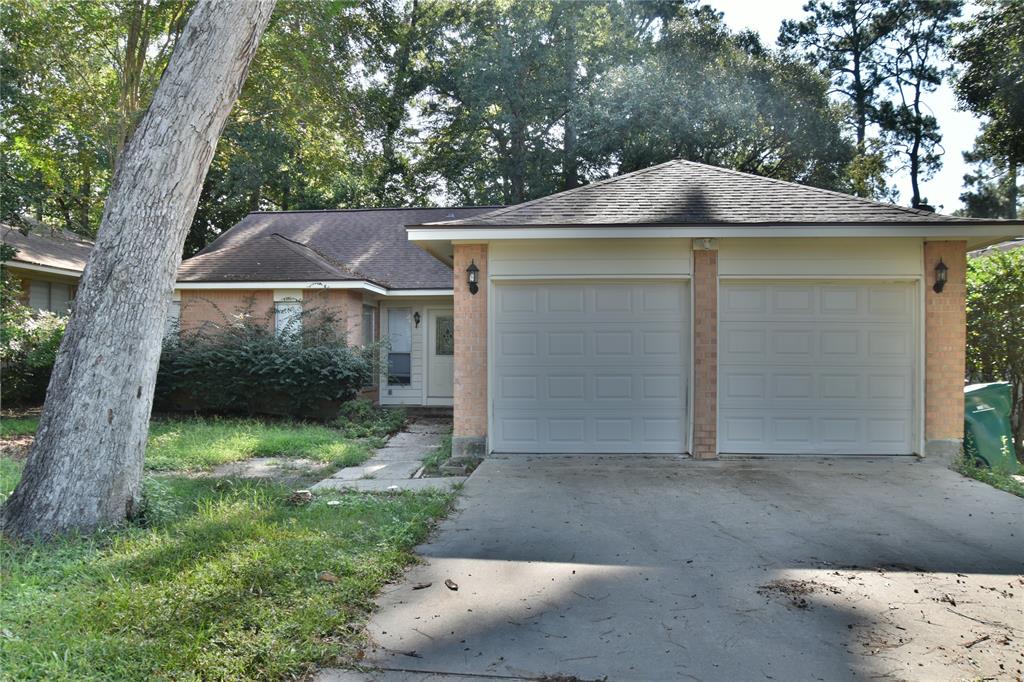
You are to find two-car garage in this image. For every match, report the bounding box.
[486,240,919,457]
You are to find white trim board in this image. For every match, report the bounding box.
[2,261,83,278]
[412,224,1020,247]
[174,280,453,298]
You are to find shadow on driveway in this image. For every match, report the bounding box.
[323,456,1024,681]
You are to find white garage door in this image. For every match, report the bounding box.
[492,281,689,454]
[719,282,916,455]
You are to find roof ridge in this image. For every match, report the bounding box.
[670,159,973,221]
[426,161,679,225]
[249,205,503,215]
[270,233,386,286]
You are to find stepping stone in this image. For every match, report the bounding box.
[329,459,423,481]
[374,445,434,461]
[386,431,445,448]
[311,477,466,493]
[406,419,453,434]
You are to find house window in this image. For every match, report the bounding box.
[387,308,412,386]
[362,304,377,346]
[28,280,72,314]
[275,300,302,337]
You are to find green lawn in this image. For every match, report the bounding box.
[0,411,406,472]
[0,417,40,438]
[0,475,455,680]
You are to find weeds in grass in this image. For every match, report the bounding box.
[0,475,456,681]
[957,455,1024,498]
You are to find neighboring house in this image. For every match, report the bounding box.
[968,237,1023,257]
[1,223,93,314]
[177,159,1024,461]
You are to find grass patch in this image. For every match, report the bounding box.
[421,433,453,476]
[0,456,25,498]
[0,417,39,438]
[0,409,402,473]
[957,456,1024,498]
[0,473,456,681]
[145,418,372,472]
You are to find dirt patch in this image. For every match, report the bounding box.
[0,436,33,461]
[757,578,842,609]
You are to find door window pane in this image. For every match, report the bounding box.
[435,316,454,355]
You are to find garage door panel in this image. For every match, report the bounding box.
[493,282,688,454]
[495,409,686,454]
[720,282,915,455]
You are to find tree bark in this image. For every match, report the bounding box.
[2,0,276,540]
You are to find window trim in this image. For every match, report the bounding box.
[386,307,412,386]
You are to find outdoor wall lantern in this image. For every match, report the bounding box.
[413,311,421,327]
[933,258,948,293]
[467,260,480,295]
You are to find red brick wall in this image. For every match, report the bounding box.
[304,288,364,343]
[179,290,274,332]
[179,288,365,341]
[453,244,488,440]
[692,249,718,458]
[924,241,967,442]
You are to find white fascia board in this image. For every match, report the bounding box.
[2,260,83,278]
[384,289,453,297]
[175,280,389,295]
[408,224,1023,242]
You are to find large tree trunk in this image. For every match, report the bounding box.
[2,0,276,540]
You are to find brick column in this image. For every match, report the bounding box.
[452,243,488,458]
[924,240,967,463]
[692,247,718,459]
[306,289,364,343]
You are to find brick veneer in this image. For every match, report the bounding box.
[179,288,363,341]
[923,240,967,457]
[179,289,274,332]
[452,243,488,457]
[692,248,718,459]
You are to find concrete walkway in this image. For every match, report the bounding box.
[319,455,1023,682]
[312,418,465,493]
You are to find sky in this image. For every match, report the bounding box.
[705,0,980,213]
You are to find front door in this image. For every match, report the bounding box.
[426,308,455,399]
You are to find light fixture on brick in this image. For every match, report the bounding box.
[466,260,480,295]
[933,258,948,293]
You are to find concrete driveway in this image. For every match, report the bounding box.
[322,456,1023,682]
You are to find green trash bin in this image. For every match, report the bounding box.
[964,382,1019,474]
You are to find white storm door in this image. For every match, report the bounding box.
[492,281,689,454]
[718,282,916,455]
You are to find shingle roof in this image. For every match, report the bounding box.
[417,159,994,227]
[1,223,93,272]
[177,207,499,288]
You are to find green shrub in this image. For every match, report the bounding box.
[156,303,377,419]
[0,309,67,406]
[966,247,1024,455]
[334,399,406,442]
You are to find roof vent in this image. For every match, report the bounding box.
[447,212,455,218]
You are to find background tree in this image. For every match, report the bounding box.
[958,128,1023,218]
[876,0,961,209]
[966,248,1024,456]
[0,0,189,236]
[779,0,901,198]
[953,0,1024,219]
[1,0,276,539]
[582,7,852,187]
